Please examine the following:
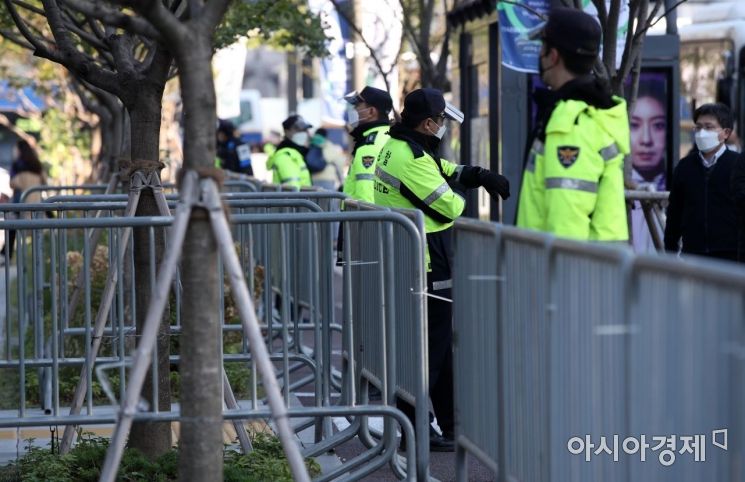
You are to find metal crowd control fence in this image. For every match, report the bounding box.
[452,219,745,482]
[0,196,335,416]
[19,184,112,203]
[0,189,425,480]
[19,178,258,204]
[340,199,429,480]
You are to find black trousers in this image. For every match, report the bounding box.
[397,229,455,437]
[1,229,15,259]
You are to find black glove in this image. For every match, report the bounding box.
[457,166,510,200]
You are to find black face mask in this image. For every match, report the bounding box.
[427,135,441,154]
[538,51,555,85]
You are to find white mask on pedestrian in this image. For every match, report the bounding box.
[291,132,309,146]
[694,129,721,153]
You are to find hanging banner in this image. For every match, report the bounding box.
[213,40,247,120]
[499,0,629,73]
[582,0,629,69]
[498,0,550,73]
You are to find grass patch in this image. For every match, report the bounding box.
[0,432,320,482]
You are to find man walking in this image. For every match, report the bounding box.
[665,103,739,260]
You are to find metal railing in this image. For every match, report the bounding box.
[0,177,427,480]
[452,218,745,482]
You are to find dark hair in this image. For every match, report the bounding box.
[635,78,666,105]
[315,128,328,137]
[693,103,734,130]
[546,40,596,76]
[16,140,43,174]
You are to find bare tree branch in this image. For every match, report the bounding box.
[59,0,161,39]
[169,0,184,13]
[123,0,187,45]
[198,0,231,31]
[3,0,58,56]
[591,0,607,26]
[109,33,137,77]
[87,15,106,41]
[330,0,395,93]
[0,28,34,49]
[25,0,122,93]
[647,0,687,30]
[60,9,110,53]
[10,0,45,16]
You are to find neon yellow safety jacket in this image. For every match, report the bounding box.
[343,123,390,202]
[373,125,466,269]
[517,96,630,241]
[267,143,312,188]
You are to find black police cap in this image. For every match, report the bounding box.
[282,114,313,131]
[217,119,236,136]
[401,88,464,126]
[344,86,393,114]
[530,7,601,58]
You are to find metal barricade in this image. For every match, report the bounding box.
[0,207,424,481]
[627,255,745,482]
[342,199,430,480]
[19,184,112,203]
[452,219,745,482]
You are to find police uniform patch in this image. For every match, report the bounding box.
[362,156,375,168]
[557,146,580,167]
[382,151,391,166]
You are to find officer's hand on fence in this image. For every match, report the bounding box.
[480,171,510,200]
[457,165,510,200]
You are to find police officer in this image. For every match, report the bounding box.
[216,119,253,176]
[374,88,510,451]
[517,8,629,240]
[267,114,313,188]
[343,87,393,202]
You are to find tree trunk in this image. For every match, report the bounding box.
[99,91,126,178]
[126,83,173,459]
[176,39,224,481]
[179,210,222,482]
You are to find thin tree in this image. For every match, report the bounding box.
[0,0,328,459]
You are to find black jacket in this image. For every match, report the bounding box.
[664,148,739,256]
[731,151,745,261]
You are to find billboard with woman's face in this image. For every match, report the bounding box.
[627,72,669,191]
[625,71,671,253]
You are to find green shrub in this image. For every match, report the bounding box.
[0,432,321,482]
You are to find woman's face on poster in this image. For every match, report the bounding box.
[630,95,667,171]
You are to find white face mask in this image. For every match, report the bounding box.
[347,109,360,129]
[428,119,447,140]
[694,129,721,153]
[291,132,309,146]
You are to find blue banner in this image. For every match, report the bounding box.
[498,0,550,73]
